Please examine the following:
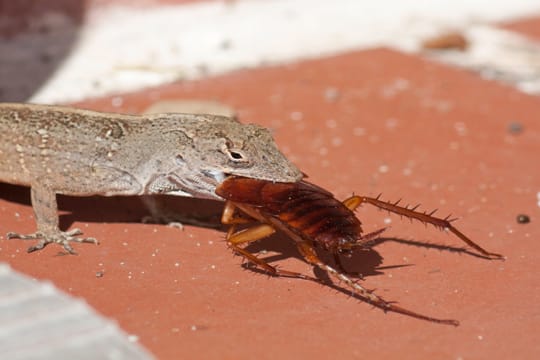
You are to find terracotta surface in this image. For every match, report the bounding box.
[1,46,539,359]
[503,16,540,40]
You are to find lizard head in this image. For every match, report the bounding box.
[147,114,303,200]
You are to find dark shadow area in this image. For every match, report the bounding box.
[0,181,477,324]
[243,233,386,278]
[1,182,490,262]
[1,180,489,260]
[0,183,226,231]
[238,233,471,325]
[241,231,487,280]
[368,236,492,260]
[0,0,86,101]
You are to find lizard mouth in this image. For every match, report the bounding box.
[204,169,227,184]
[161,170,229,200]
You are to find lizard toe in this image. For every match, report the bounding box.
[8,229,99,254]
[27,239,50,253]
[7,231,43,240]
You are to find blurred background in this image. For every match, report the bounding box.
[2,0,540,103]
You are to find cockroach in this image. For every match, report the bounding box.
[215,176,503,326]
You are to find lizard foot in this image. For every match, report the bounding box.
[7,228,98,254]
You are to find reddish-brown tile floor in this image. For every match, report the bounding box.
[503,16,540,40]
[1,48,539,359]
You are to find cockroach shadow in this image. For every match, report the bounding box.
[215,176,503,325]
[241,233,481,281]
[242,232,385,279]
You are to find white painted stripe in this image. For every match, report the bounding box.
[22,0,540,103]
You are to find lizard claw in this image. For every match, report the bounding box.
[7,229,99,254]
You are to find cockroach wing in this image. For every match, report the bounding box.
[216,177,363,249]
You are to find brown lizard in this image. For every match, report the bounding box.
[0,103,302,253]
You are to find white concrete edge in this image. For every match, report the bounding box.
[22,0,540,103]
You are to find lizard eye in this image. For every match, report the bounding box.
[229,150,245,161]
[222,140,249,163]
[226,149,248,162]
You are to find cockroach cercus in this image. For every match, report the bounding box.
[215,176,503,326]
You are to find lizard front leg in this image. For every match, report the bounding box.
[7,183,98,254]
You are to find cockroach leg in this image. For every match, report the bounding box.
[343,195,503,259]
[342,227,388,250]
[332,251,348,274]
[332,227,388,274]
[296,241,459,326]
[342,195,364,211]
[224,202,316,280]
[226,226,316,279]
[227,229,276,274]
[221,201,253,225]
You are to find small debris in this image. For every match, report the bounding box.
[111,96,124,108]
[422,32,468,51]
[220,38,232,50]
[289,111,303,121]
[385,118,398,130]
[507,122,524,135]
[325,118,337,128]
[324,87,341,102]
[331,137,343,147]
[516,214,530,224]
[378,164,389,173]
[402,167,412,176]
[95,271,104,278]
[453,121,468,136]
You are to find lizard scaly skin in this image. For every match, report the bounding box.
[0,103,302,253]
